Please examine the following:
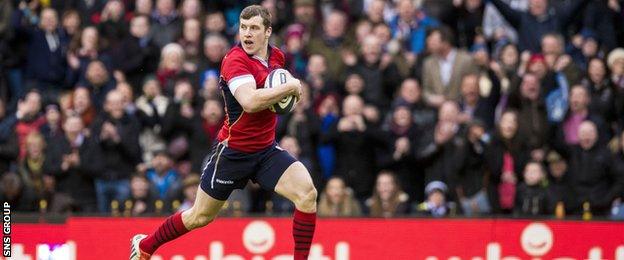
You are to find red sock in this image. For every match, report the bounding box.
[139,211,190,254]
[293,209,316,260]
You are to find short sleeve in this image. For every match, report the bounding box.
[221,52,252,82]
[222,51,255,95]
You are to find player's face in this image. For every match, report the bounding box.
[239,16,271,56]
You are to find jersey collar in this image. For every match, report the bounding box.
[238,42,273,68]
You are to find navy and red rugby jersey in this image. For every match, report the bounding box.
[216,44,285,153]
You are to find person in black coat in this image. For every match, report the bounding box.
[0,100,19,175]
[455,120,491,216]
[584,58,618,126]
[0,171,38,212]
[485,110,529,214]
[579,0,619,51]
[91,90,142,212]
[378,105,422,203]
[43,115,102,212]
[415,119,464,202]
[557,121,623,215]
[346,35,402,112]
[487,0,592,52]
[161,80,199,162]
[514,161,551,217]
[189,99,223,174]
[545,151,573,213]
[391,78,437,130]
[321,95,386,201]
[149,0,182,49]
[507,73,550,161]
[116,15,160,93]
[445,0,485,49]
[125,174,157,216]
[13,7,70,97]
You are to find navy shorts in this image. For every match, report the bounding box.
[199,142,298,201]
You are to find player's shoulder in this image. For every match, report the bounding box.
[269,45,285,66]
[270,45,285,60]
[224,45,249,61]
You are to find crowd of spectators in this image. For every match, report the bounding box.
[1,0,623,219]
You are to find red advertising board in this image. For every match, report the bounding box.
[7,218,624,260]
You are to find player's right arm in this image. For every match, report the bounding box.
[233,80,301,113]
[223,51,301,113]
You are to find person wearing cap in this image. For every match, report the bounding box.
[145,149,180,201]
[415,181,452,217]
[545,151,572,213]
[568,29,601,72]
[282,24,308,78]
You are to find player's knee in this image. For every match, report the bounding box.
[192,213,215,228]
[186,210,216,229]
[295,185,317,209]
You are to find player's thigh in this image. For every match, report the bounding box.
[199,143,252,202]
[253,146,311,197]
[186,186,225,217]
[273,161,316,202]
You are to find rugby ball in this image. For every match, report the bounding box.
[264,68,298,114]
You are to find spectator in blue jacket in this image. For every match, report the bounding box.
[145,150,180,201]
[389,0,439,55]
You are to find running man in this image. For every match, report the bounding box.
[130,5,317,260]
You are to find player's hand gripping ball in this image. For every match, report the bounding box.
[265,68,299,114]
